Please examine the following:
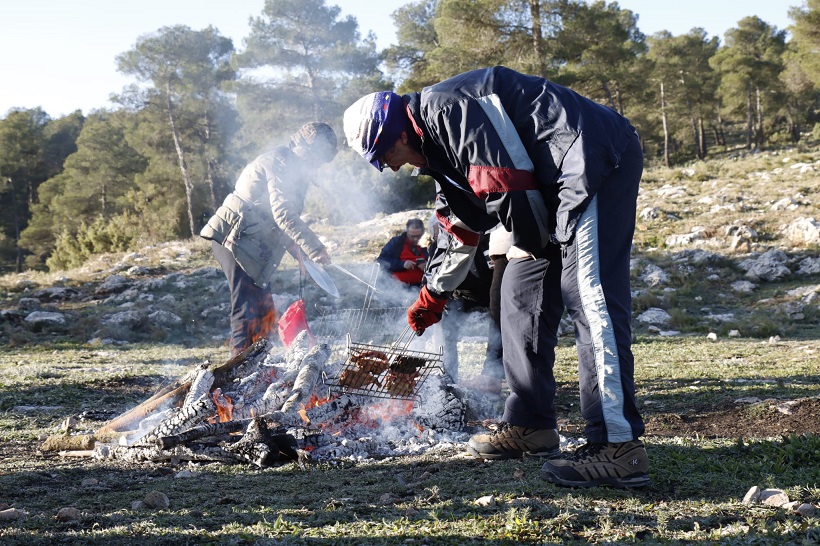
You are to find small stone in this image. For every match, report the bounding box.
[706,332,718,341]
[143,490,169,510]
[760,488,789,507]
[55,507,81,521]
[474,495,496,507]
[174,470,198,478]
[742,486,761,504]
[782,501,799,510]
[131,501,144,510]
[728,330,741,337]
[796,503,816,516]
[0,508,26,520]
[81,478,99,486]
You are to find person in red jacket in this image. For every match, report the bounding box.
[376,218,429,288]
[343,66,648,489]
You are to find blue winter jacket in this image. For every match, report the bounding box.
[404,66,637,296]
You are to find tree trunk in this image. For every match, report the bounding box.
[165,83,197,237]
[660,82,670,168]
[785,106,799,142]
[755,86,765,149]
[614,80,624,116]
[7,177,23,273]
[698,117,708,158]
[601,80,617,112]
[715,111,726,146]
[688,107,702,160]
[527,0,547,79]
[203,112,218,211]
[745,83,754,149]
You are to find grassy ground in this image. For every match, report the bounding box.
[0,337,818,545]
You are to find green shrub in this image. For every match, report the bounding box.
[47,213,142,271]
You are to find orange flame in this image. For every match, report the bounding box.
[248,301,278,345]
[212,388,234,422]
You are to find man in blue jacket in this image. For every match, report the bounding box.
[343,66,648,488]
[376,218,429,288]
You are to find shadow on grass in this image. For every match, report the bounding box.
[0,374,173,415]
[0,438,818,544]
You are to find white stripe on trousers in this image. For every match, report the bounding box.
[574,196,634,443]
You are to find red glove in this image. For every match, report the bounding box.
[407,285,447,335]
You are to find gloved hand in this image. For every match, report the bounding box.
[407,285,447,335]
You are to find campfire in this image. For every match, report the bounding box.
[57,320,490,467]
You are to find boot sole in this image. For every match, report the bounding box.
[466,445,560,460]
[541,468,650,489]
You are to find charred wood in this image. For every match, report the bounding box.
[137,396,217,445]
[279,343,331,414]
[182,366,214,407]
[154,419,248,450]
[232,382,288,421]
[211,338,268,387]
[96,381,191,435]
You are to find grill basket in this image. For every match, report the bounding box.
[325,330,443,400]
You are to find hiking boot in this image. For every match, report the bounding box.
[540,440,650,488]
[467,423,560,460]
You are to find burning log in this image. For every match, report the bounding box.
[182,366,214,407]
[137,396,217,445]
[300,393,357,427]
[154,419,248,450]
[279,343,331,414]
[223,417,298,467]
[95,443,249,465]
[230,367,278,407]
[210,339,269,386]
[96,380,192,436]
[232,382,288,421]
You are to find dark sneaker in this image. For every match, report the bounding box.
[467,422,560,460]
[541,440,650,488]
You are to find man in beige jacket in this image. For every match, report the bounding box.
[200,122,337,355]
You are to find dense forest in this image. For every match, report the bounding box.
[0,0,817,274]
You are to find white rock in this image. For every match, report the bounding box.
[143,490,170,509]
[734,397,762,404]
[706,332,718,341]
[24,311,67,326]
[637,308,672,326]
[760,489,789,507]
[796,503,816,516]
[55,506,81,521]
[742,486,761,504]
[781,217,820,246]
[474,495,496,507]
[728,330,741,337]
[731,280,756,293]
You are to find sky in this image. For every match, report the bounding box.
[0,0,797,119]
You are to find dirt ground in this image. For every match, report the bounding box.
[644,398,820,438]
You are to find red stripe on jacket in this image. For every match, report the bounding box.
[468,166,539,198]
[437,212,481,246]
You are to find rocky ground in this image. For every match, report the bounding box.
[1,145,818,442]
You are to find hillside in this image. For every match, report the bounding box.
[1,145,818,348]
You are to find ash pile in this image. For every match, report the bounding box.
[87,331,498,468]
